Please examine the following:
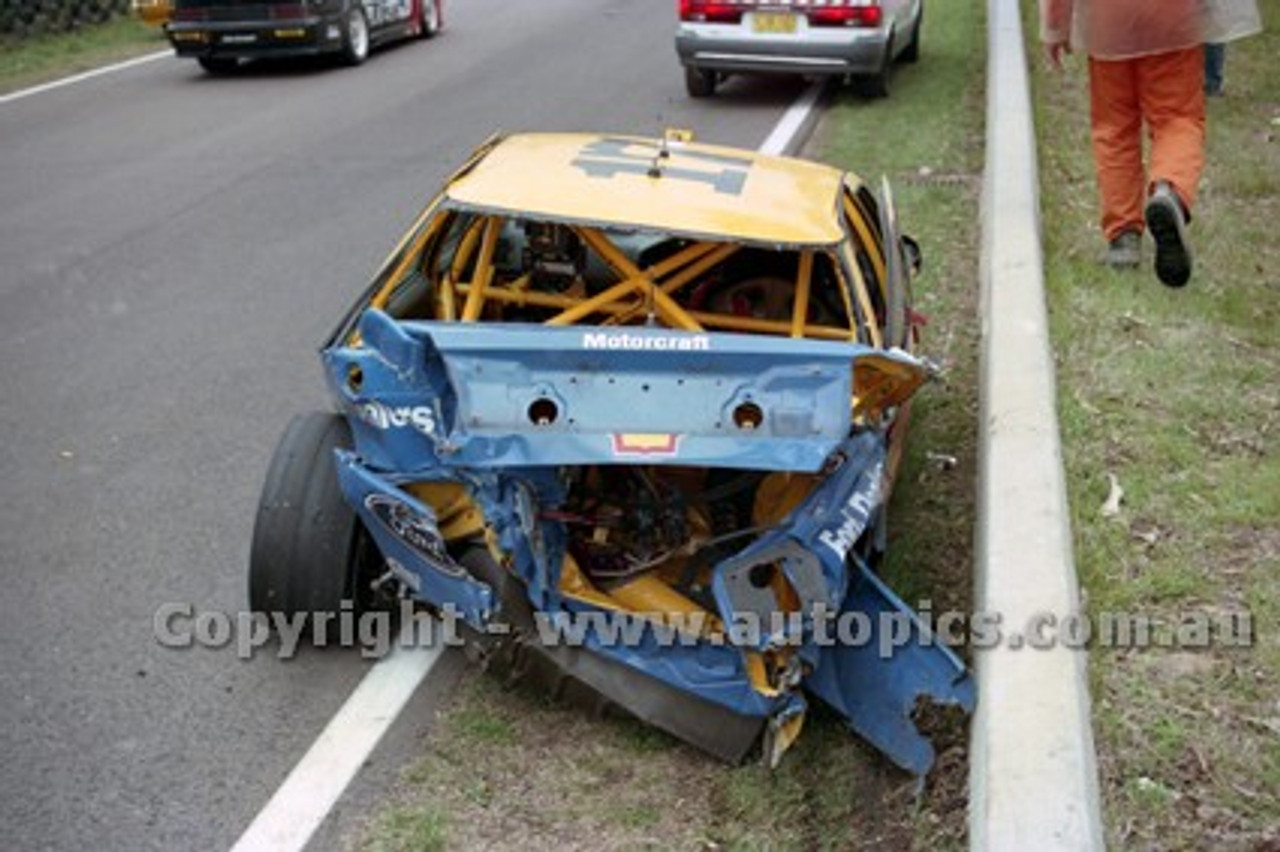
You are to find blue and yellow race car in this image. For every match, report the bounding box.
[249,132,973,772]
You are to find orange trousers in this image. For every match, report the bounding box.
[1088,47,1205,241]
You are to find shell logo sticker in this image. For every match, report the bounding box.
[611,433,682,457]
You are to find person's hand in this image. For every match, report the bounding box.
[1044,40,1071,70]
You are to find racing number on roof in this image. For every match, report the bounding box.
[571,138,750,196]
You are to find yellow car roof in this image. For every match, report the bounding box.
[443,133,848,247]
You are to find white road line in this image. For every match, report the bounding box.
[759,81,824,156]
[0,50,171,106]
[229,616,444,852]
[228,87,824,852]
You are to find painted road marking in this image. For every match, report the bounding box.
[229,89,825,852]
[0,51,171,106]
[229,615,444,852]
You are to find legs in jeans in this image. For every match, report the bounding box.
[1204,43,1225,95]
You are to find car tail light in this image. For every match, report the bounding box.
[809,3,883,28]
[678,0,744,24]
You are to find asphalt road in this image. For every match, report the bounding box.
[0,2,812,849]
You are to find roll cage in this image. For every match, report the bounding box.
[331,167,912,356]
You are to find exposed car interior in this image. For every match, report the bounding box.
[363,184,897,349]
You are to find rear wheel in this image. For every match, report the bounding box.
[685,66,717,98]
[853,38,892,98]
[249,413,363,621]
[418,0,441,38]
[197,56,239,75]
[901,8,922,63]
[340,5,369,66]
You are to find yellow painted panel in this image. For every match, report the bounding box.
[445,134,847,247]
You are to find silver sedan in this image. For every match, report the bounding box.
[675,0,923,98]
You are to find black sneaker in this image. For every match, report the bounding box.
[1144,182,1192,288]
[1106,230,1141,268]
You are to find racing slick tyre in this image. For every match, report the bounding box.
[249,412,364,623]
[197,57,239,75]
[340,4,370,66]
[685,66,717,98]
[418,0,441,38]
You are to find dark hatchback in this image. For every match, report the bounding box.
[166,0,442,74]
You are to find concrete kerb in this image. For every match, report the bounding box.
[969,1,1105,849]
[758,79,829,156]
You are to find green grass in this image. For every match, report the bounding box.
[788,5,989,847]
[1026,0,1280,845]
[364,804,449,852]
[454,709,518,748]
[0,16,166,95]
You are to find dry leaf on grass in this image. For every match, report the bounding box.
[1100,472,1124,517]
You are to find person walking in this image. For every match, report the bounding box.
[1039,0,1262,287]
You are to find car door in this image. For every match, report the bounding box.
[874,175,913,352]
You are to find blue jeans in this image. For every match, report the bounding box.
[1204,43,1225,95]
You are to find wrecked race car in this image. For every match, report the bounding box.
[248,131,974,773]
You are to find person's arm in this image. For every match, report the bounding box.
[1040,0,1073,69]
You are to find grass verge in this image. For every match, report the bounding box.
[0,16,167,95]
[351,3,987,851]
[1026,0,1280,846]
[810,0,987,844]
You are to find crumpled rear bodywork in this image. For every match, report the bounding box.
[323,308,974,772]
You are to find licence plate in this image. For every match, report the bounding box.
[752,12,797,34]
[221,33,258,44]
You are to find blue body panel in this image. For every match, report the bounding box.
[804,562,976,775]
[333,453,498,630]
[321,308,974,772]
[324,310,910,473]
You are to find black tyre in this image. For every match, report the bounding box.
[853,39,892,98]
[340,4,369,66]
[249,413,362,620]
[684,66,717,98]
[901,6,921,63]
[198,56,239,75]
[418,0,440,38]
